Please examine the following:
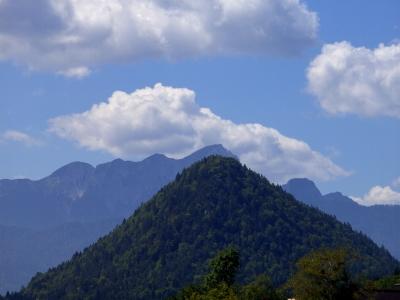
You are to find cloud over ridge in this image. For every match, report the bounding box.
[0,0,318,76]
[49,83,348,183]
[307,41,400,118]
[352,185,400,206]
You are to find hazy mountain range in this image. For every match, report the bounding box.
[0,145,236,229]
[0,220,119,294]
[283,178,400,260]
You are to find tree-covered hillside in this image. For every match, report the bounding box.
[11,157,398,300]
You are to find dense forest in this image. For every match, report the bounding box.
[4,156,398,299]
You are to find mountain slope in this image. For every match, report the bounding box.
[17,157,398,300]
[0,220,119,294]
[283,178,400,260]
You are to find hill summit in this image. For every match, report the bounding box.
[15,156,398,299]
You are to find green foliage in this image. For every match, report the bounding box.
[239,275,283,300]
[363,273,400,292]
[189,283,238,300]
[10,156,398,300]
[204,247,240,289]
[289,248,360,300]
[172,248,283,300]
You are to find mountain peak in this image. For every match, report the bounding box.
[143,153,168,162]
[48,162,94,179]
[326,191,344,198]
[184,144,237,163]
[323,192,361,208]
[111,158,125,164]
[283,178,322,204]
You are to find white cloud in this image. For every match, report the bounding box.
[0,0,318,75]
[2,130,42,146]
[49,83,348,183]
[352,185,400,206]
[307,41,400,118]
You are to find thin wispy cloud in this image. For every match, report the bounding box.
[2,130,42,147]
[392,177,400,188]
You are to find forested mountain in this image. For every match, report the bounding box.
[283,178,400,259]
[0,145,234,294]
[12,156,398,300]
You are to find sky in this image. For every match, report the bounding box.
[0,0,399,205]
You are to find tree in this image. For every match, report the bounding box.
[204,247,240,290]
[172,247,285,300]
[289,248,359,300]
[171,247,240,300]
[240,274,283,300]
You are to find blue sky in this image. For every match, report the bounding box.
[0,0,399,204]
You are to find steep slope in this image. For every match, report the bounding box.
[17,157,398,300]
[284,178,400,259]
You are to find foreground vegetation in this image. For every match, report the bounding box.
[170,247,284,300]
[172,247,400,300]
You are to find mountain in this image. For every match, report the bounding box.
[283,178,400,260]
[282,178,322,207]
[0,220,119,294]
[0,144,235,229]
[13,156,398,300]
[0,145,235,294]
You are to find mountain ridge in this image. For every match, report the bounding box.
[0,144,236,229]
[283,178,400,260]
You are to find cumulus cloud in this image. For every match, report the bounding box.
[307,41,400,118]
[49,83,348,183]
[2,130,42,146]
[352,185,400,206]
[0,0,318,76]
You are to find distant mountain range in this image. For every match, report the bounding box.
[12,156,398,300]
[0,144,236,229]
[0,145,235,294]
[0,220,119,294]
[283,178,400,260]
